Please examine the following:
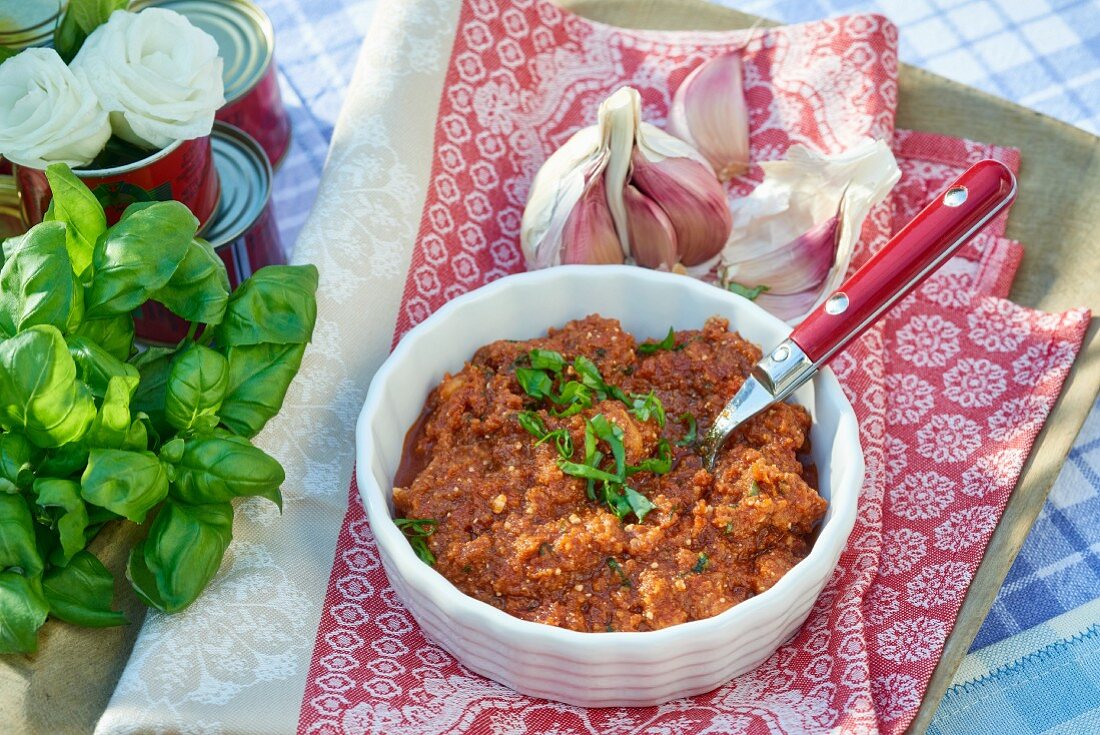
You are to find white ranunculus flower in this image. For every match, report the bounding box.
[72,8,225,150]
[0,48,112,169]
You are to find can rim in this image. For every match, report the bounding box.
[207,120,272,248]
[69,136,187,177]
[0,7,63,40]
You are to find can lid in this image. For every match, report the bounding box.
[130,0,273,103]
[206,121,271,248]
[0,0,63,46]
[0,176,26,241]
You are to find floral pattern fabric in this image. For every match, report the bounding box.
[296,2,1089,734]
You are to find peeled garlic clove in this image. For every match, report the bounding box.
[630,151,732,268]
[667,52,750,181]
[622,184,677,269]
[561,175,625,265]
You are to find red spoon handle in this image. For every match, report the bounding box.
[789,159,1017,366]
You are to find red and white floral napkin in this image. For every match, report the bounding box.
[296,3,1089,733]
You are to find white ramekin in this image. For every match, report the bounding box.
[356,265,863,707]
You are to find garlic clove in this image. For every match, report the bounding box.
[622,184,678,270]
[561,174,625,265]
[667,52,750,181]
[630,151,733,268]
[723,213,839,294]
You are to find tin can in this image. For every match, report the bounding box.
[0,176,25,241]
[0,0,62,51]
[134,122,284,344]
[16,134,221,231]
[133,0,291,168]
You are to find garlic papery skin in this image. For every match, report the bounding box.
[521,86,733,274]
[667,51,750,181]
[562,175,626,265]
[720,138,900,323]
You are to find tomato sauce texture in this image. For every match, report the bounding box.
[392,315,826,632]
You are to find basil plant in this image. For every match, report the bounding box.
[0,164,317,653]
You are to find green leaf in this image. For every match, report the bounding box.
[0,433,35,489]
[74,315,134,363]
[38,444,89,479]
[216,265,318,347]
[84,201,196,318]
[165,344,229,433]
[150,238,230,326]
[691,552,709,574]
[587,414,625,478]
[53,9,87,64]
[70,0,130,34]
[0,493,43,576]
[86,374,139,449]
[624,486,655,523]
[126,500,233,613]
[394,517,436,565]
[42,550,126,627]
[515,367,552,399]
[217,342,306,439]
[627,439,673,476]
[80,449,168,524]
[171,436,284,505]
[0,326,96,448]
[159,437,184,464]
[630,391,666,428]
[528,349,565,373]
[129,346,175,437]
[516,410,548,438]
[0,572,49,653]
[637,327,677,355]
[67,334,140,399]
[676,412,697,447]
[0,222,80,336]
[726,282,770,301]
[34,478,88,564]
[43,163,107,280]
[0,47,18,63]
[556,459,620,484]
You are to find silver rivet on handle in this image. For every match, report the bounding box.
[825,291,849,315]
[943,186,968,207]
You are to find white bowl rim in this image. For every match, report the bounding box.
[356,265,862,653]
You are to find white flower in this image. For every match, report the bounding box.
[0,48,111,168]
[72,8,224,149]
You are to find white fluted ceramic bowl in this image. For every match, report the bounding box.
[356,265,863,707]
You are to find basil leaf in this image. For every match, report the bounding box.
[150,238,230,326]
[572,356,629,403]
[171,436,284,506]
[588,414,625,478]
[628,439,673,476]
[126,500,233,613]
[528,349,565,373]
[35,478,88,563]
[727,282,770,301]
[53,9,87,63]
[74,315,134,362]
[691,552,710,574]
[129,346,175,437]
[216,265,318,347]
[630,391,666,428]
[676,413,697,447]
[43,163,106,280]
[165,344,229,433]
[86,374,139,449]
[557,460,620,483]
[0,493,43,576]
[0,433,35,489]
[606,557,631,587]
[0,222,80,336]
[516,410,548,438]
[38,443,89,479]
[42,549,126,627]
[70,0,129,34]
[0,326,96,448]
[0,47,17,63]
[515,367,552,399]
[624,486,655,523]
[637,327,677,355]
[550,381,593,416]
[0,572,49,653]
[81,449,169,524]
[84,201,196,318]
[218,342,306,438]
[67,334,140,399]
[394,517,436,565]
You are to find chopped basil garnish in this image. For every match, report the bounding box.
[627,439,672,476]
[606,557,631,587]
[637,326,678,354]
[516,410,573,459]
[677,412,697,447]
[515,367,553,399]
[529,348,565,373]
[517,410,548,438]
[624,486,655,522]
[394,517,438,566]
[630,390,666,428]
[692,552,709,574]
[727,282,770,301]
[747,480,761,497]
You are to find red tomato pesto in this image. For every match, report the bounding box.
[393,315,826,632]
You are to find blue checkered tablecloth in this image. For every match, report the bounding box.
[260,0,1100,731]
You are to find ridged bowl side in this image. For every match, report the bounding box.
[357,265,863,707]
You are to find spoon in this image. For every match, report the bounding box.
[699,159,1017,471]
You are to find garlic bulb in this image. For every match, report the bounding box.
[719,138,900,323]
[667,52,750,181]
[521,87,731,273]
